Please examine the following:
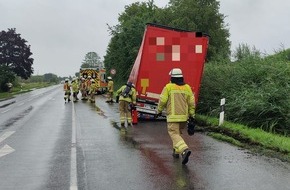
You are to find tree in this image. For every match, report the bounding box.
[43,73,58,83]
[0,28,34,80]
[233,43,262,62]
[104,1,158,85]
[164,0,231,61]
[81,52,103,69]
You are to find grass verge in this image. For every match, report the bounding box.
[196,115,290,163]
[0,82,53,100]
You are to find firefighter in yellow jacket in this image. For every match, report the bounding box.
[63,79,71,103]
[106,76,114,103]
[116,81,136,129]
[157,68,195,165]
[88,79,98,103]
[80,77,88,100]
[71,78,79,102]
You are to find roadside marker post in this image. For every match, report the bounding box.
[219,98,225,126]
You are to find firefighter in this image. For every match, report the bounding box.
[63,78,71,103]
[80,77,88,100]
[106,76,114,103]
[86,75,92,96]
[88,79,98,103]
[156,68,195,165]
[71,78,79,102]
[116,81,136,130]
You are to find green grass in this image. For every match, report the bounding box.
[222,122,290,153]
[196,114,290,161]
[0,82,53,100]
[208,132,243,147]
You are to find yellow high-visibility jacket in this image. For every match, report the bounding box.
[116,85,136,104]
[89,83,98,95]
[157,83,195,122]
[108,80,114,92]
[71,81,79,93]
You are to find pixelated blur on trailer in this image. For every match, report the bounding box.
[128,23,209,118]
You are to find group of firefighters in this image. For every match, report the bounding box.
[63,76,114,103]
[63,75,137,130]
[62,68,196,165]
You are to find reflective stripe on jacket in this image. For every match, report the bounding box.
[116,85,136,103]
[157,83,195,122]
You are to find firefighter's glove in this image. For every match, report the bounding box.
[131,104,136,110]
[129,103,136,111]
[187,117,196,136]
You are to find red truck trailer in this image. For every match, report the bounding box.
[128,23,209,118]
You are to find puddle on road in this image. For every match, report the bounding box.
[88,102,108,119]
[110,121,140,149]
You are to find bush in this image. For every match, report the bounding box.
[198,52,290,135]
[0,65,15,92]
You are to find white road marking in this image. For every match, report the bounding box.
[0,131,15,143]
[70,102,78,190]
[0,144,15,158]
[1,108,11,114]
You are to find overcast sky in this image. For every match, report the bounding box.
[1,0,290,77]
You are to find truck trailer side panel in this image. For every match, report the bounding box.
[129,23,209,116]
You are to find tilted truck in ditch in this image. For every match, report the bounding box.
[128,23,209,119]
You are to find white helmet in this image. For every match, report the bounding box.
[169,68,183,78]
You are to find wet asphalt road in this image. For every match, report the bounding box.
[0,85,290,190]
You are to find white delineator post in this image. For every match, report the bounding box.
[219,98,225,126]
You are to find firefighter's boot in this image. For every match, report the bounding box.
[120,123,126,133]
[172,149,179,158]
[181,149,191,165]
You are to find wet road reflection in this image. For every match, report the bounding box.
[76,96,290,190]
